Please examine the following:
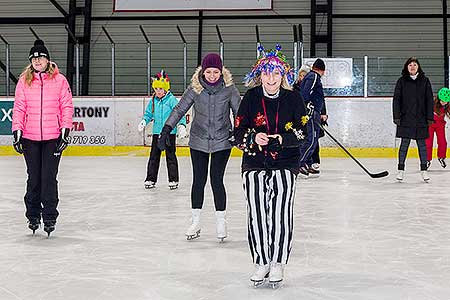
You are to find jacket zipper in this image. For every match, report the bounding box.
[39,72,43,140]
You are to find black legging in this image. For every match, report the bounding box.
[190,148,231,211]
[398,138,428,171]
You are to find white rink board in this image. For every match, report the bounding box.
[114,0,272,11]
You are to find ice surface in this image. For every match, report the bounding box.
[0,156,449,300]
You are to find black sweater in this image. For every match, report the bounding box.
[233,86,308,174]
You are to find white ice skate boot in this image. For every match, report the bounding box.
[421,170,430,182]
[215,211,227,242]
[268,262,284,288]
[396,170,404,181]
[185,209,201,240]
[168,181,178,190]
[144,181,156,189]
[250,264,270,287]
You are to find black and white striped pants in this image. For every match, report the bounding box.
[242,169,297,265]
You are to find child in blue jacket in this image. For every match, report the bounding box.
[138,70,187,189]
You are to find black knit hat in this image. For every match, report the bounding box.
[312,58,326,71]
[29,40,50,61]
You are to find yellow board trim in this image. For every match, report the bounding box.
[1,145,448,158]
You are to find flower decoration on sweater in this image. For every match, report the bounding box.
[235,116,243,128]
[244,44,296,86]
[285,122,305,140]
[301,115,310,126]
[254,112,266,127]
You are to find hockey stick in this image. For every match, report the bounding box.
[316,122,389,178]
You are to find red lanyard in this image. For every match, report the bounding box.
[261,97,280,134]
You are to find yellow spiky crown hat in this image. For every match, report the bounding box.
[152,70,170,91]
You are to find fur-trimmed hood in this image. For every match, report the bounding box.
[190,66,234,94]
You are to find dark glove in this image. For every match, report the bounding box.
[13,130,24,154]
[393,119,401,126]
[266,136,282,153]
[55,128,70,154]
[157,125,172,151]
[427,120,434,126]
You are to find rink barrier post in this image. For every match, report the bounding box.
[101,26,115,96]
[65,25,80,96]
[0,34,11,96]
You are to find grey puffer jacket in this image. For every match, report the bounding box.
[165,66,241,153]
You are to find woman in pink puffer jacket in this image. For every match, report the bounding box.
[12,39,73,237]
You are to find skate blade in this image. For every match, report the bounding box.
[217,236,227,243]
[251,280,265,288]
[145,185,155,189]
[186,230,200,240]
[269,280,283,289]
[169,186,178,190]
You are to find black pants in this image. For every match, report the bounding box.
[398,138,428,171]
[22,138,61,222]
[190,148,231,211]
[312,141,320,164]
[146,134,179,182]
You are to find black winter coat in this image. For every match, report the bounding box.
[392,72,433,139]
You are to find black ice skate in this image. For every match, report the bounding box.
[28,219,40,235]
[438,158,447,168]
[144,181,156,189]
[298,166,309,179]
[307,167,320,178]
[168,182,178,190]
[43,221,56,237]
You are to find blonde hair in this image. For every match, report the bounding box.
[245,74,293,91]
[21,62,56,86]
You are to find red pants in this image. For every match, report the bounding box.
[426,122,447,160]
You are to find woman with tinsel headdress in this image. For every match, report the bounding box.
[233,44,308,287]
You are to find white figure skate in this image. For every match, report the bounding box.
[421,170,430,182]
[250,264,270,288]
[268,263,284,289]
[215,211,227,242]
[185,209,201,240]
[396,171,404,181]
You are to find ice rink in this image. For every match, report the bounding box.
[1,155,449,300]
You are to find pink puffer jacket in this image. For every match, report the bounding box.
[12,63,73,141]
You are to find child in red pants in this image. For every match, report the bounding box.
[426,87,450,169]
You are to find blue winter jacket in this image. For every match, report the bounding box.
[142,91,186,134]
[299,70,325,113]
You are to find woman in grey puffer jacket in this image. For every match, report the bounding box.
[158,53,241,242]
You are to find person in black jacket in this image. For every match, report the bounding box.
[234,44,308,287]
[297,59,326,179]
[294,64,328,177]
[393,57,434,182]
